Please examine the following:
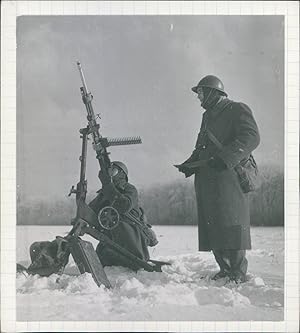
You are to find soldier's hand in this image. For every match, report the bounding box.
[174,164,194,178]
[174,164,187,173]
[183,169,194,178]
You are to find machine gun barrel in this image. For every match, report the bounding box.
[77,61,89,94]
[76,61,143,180]
[76,60,110,181]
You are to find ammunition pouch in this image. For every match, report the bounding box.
[206,127,261,194]
[234,154,261,193]
[140,224,159,247]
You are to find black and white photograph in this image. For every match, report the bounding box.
[0,2,298,331]
[15,13,286,322]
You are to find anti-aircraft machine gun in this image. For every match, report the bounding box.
[26,62,168,288]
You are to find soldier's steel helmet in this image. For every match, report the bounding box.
[112,161,128,176]
[192,75,228,97]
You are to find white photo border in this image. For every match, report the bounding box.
[1,1,299,332]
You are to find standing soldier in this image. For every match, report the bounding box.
[175,75,260,283]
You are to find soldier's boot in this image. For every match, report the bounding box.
[212,250,231,280]
[228,250,248,283]
[212,270,230,280]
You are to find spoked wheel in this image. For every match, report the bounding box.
[98,206,120,230]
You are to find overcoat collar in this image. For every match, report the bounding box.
[203,98,232,121]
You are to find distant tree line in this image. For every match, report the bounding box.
[140,163,283,226]
[17,164,283,226]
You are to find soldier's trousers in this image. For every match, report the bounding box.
[96,243,142,271]
[213,249,248,278]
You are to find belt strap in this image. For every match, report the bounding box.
[205,99,233,150]
[206,128,223,150]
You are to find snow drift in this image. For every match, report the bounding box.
[17,226,284,321]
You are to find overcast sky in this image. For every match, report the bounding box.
[17,15,284,202]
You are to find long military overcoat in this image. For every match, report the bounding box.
[88,182,150,266]
[184,98,260,250]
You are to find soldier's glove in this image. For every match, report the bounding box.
[174,164,186,173]
[174,164,194,178]
[98,169,112,185]
[174,163,191,174]
[207,156,227,172]
[182,169,194,178]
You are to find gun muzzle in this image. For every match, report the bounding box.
[76,60,89,93]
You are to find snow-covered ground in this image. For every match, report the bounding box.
[17,225,284,321]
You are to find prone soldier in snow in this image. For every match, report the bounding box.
[175,75,260,283]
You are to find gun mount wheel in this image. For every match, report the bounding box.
[98,206,119,230]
